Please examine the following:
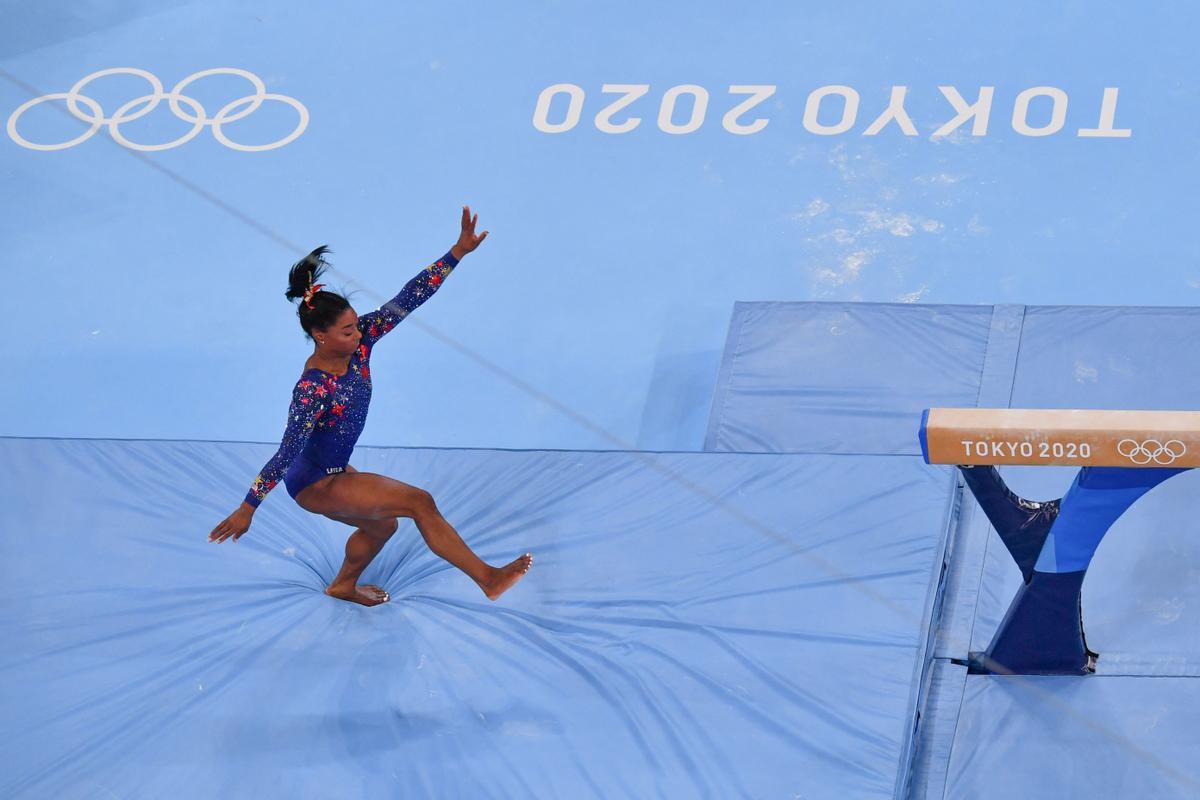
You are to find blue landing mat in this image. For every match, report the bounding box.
[914,662,1200,799]
[705,303,1200,456]
[704,302,997,455]
[0,437,953,799]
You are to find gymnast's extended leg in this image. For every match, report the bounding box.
[297,470,532,601]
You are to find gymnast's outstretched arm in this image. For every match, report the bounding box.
[357,205,489,348]
[208,379,327,542]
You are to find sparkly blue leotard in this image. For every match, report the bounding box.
[244,251,459,508]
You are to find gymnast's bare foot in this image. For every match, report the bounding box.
[483,554,534,600]
[325,582,390,606]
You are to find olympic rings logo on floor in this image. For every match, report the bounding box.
[6,67,308,152]
[1116,438,1187,465]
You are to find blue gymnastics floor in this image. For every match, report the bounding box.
[4,2,1200,452]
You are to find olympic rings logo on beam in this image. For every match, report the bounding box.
[1116,438,1187,465]
[6,68,308,152]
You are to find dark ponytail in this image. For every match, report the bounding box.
[285,245,351,338]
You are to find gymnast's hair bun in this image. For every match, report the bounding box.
[285,245,332,301]
[284,245,351,338]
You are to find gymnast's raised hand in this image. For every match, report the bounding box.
[207,206,531,606]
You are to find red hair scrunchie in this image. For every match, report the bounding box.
[303,282,325,309]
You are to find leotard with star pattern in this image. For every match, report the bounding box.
[244,251,458,507]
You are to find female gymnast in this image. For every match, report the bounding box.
[208,206,532,606]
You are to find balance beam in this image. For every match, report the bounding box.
[920,408,1200,467]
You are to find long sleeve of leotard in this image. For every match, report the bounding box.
[244,378,331,507]
[358,250,460,348]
